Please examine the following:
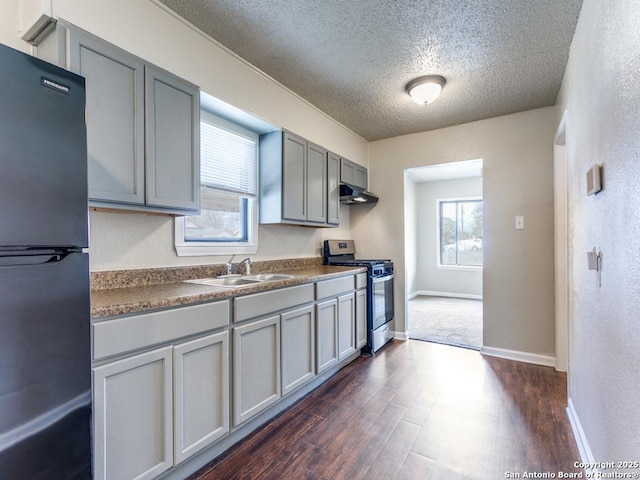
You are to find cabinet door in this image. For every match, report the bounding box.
[173,331,229,464]
[93,347,173,480]
[281,305,315,396]
[145,65,200,212]
[306,142,327,223]
[316,299,339,373]
[233,316,281,426]
[68,28,145,205]
[327,152,340,225]
[340,158,355,186]
[354,164,368,190]
[282,131,307,221]
[338,293,356,360]
[355,288,367,348]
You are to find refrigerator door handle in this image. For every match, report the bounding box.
[0,253,69,269]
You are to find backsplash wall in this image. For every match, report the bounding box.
[88,207,351,271]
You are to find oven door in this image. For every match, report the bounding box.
[371,273,394,330]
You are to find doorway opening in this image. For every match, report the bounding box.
[554,111,569,372]
[404,159,483,350]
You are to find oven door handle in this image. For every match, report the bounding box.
[372,273,394,283]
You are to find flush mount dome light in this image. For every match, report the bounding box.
[406,75,446,105]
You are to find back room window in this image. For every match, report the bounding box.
[438,198,483,267]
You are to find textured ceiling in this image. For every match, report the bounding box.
[158,0,583,141]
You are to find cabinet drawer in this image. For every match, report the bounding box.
[356,273,367,289]
[234,284,314,323]
[316,275,355,300]
[93,300,230,360]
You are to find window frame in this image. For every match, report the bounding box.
[175,112,259,257]
[435,196,483,271]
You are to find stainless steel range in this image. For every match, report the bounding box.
[323,240,394,354]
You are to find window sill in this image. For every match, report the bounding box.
[175,243,258,257]
[436,265,483,272]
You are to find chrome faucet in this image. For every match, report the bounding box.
[225,255,235,275]
[239,257,252,275]
[225,255,251,275]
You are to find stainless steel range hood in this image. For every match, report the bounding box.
[340,183,379,204]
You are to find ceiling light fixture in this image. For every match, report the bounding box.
[406,75,446,105]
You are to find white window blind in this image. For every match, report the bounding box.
[200,112,257,196]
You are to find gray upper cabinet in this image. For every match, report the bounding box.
[67,27,146,206]
[40,23,200,215]
[281,131,307,222]
[145,66,199,211]
[260,130,334,227]
[340,158,368,191]
[306,141,328,224]
[327,152,340,225]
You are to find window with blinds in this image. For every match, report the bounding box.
[175,111,259,256]
[200,112,257,196]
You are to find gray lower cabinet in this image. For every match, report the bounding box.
[316,298,339,373]
[338,293,356,360]
[91,275,362,480]
[173,331,229,464]
[281,305,316,395]
[355,288,367,349]
[39,22,200,214]
[93,347,174,480]
[233,316,281,427]
[316,275,362,371]
[92,300,230,480]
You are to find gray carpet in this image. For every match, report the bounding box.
[408,296,483,350]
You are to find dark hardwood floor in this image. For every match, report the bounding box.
[188,340,583,480]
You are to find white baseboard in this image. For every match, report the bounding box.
[412,290,483,300]
[567,398,597,474]
[393,330,409,341]
[481,346,555,367]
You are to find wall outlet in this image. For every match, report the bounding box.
[515,216,525,230]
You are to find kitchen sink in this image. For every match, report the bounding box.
[242,274,294,281]
[183,273,294,288]
[184,277,263,287]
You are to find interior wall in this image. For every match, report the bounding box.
[0,0,21,50]
[555,0,640,463]
[352,107,556,358]
[415,177,483,298]
[0,0,367,271]
[403,174,418,300]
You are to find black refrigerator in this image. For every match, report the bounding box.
[0,43,92,479]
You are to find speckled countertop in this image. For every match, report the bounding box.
[91,258,365,319]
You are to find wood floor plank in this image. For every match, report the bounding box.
[361,420,421,480]
[187,340,583,480]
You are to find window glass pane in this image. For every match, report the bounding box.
[184,189,248,242]
[440,202,457,265]
[440,199,483,267]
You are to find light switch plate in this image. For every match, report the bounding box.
[587,165,602,195]
[587,248,600,270]
[515,216,525,230]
